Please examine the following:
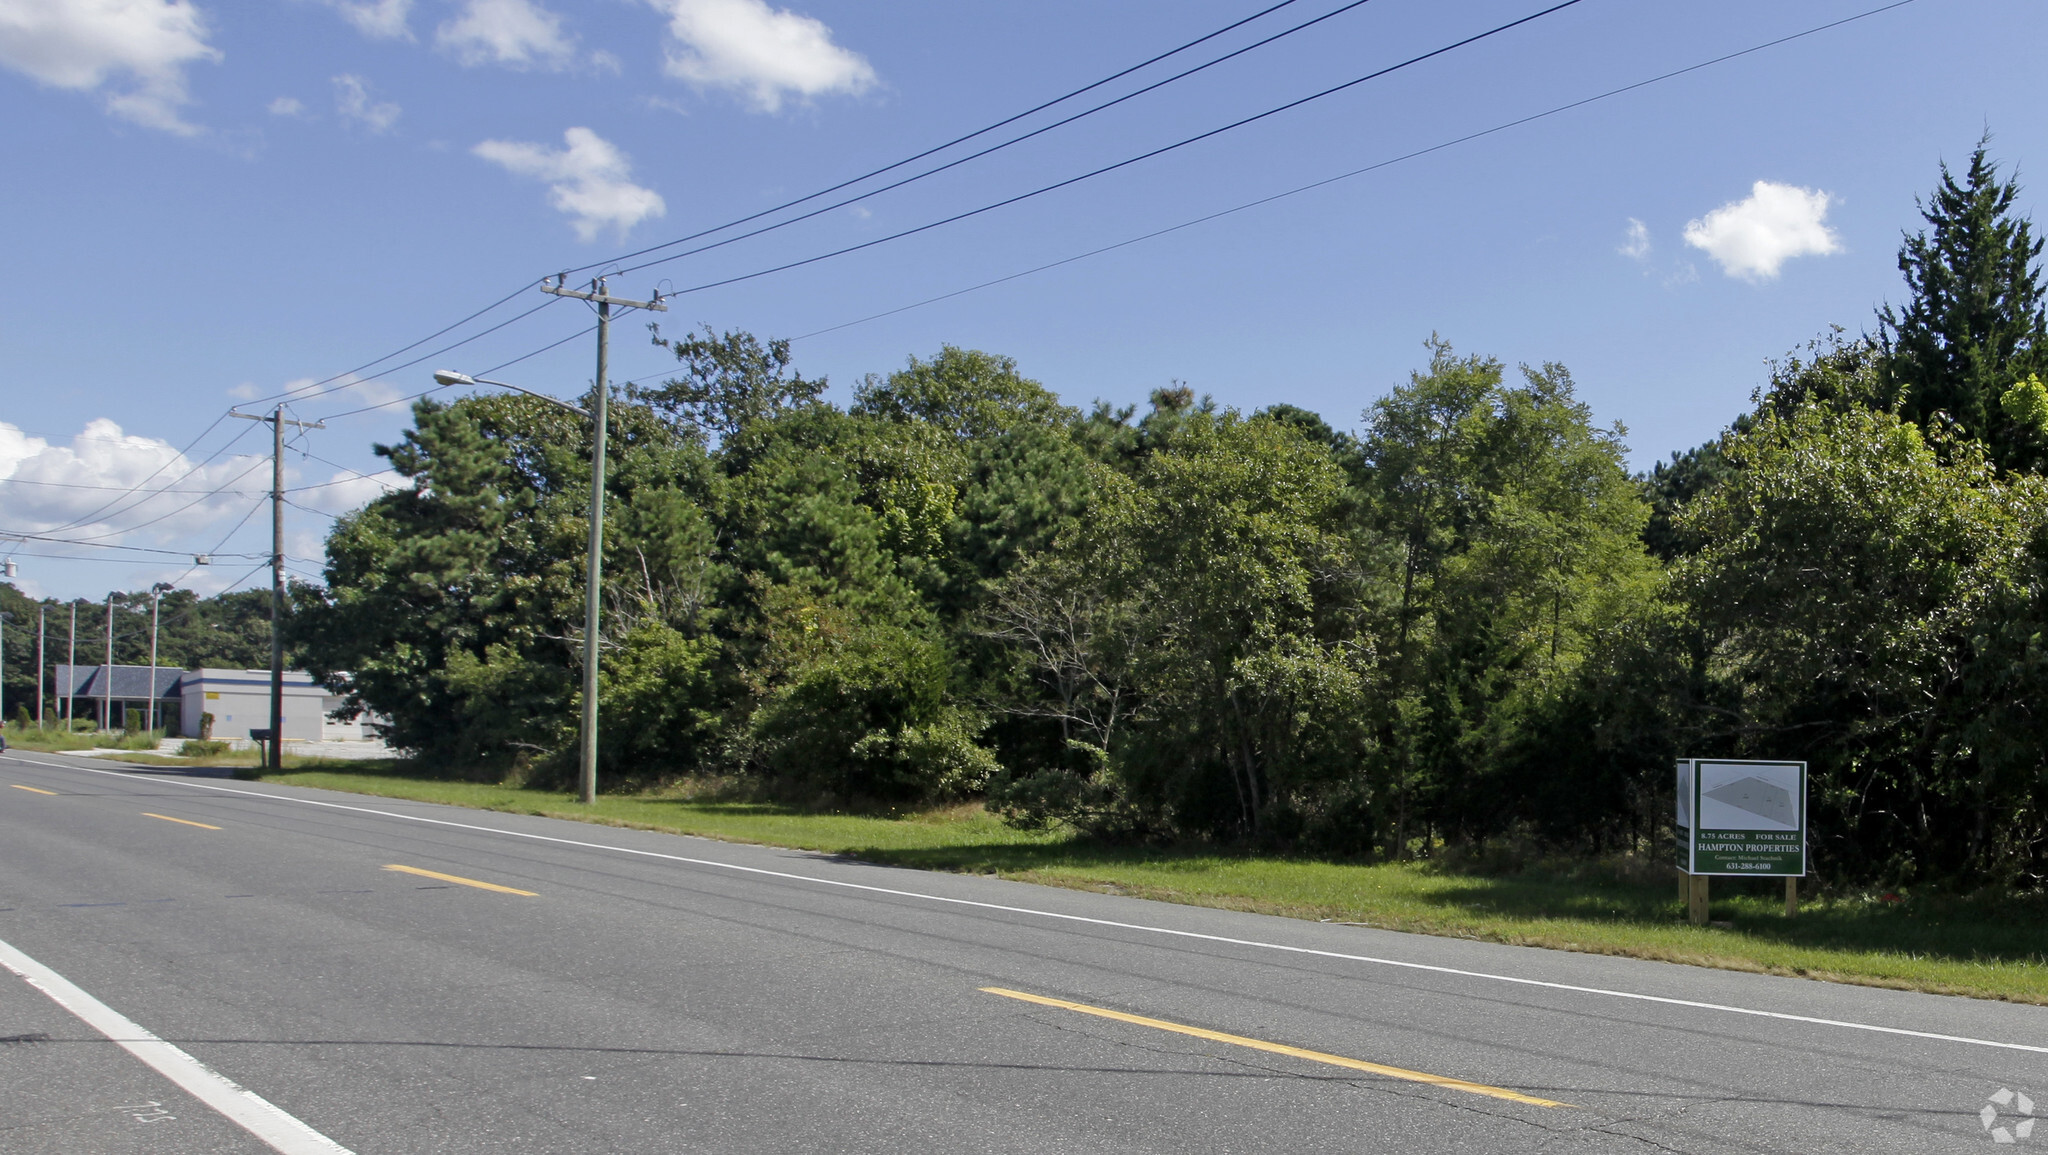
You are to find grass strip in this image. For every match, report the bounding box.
[123,758,2048,1005]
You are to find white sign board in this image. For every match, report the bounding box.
[1677,759,1806,877]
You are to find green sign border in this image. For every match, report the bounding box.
[1677,758,1806,877]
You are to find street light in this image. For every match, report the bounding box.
[148,582,174,737]
[433,368,605,805]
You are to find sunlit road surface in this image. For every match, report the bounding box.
[1,750,2039,1153]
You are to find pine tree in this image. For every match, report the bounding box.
[1880,138,2047,468]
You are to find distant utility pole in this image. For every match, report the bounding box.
[537,274,665,806]
[102,593,113,732]
[36,606,45,729]
[230,405,326,770]
[64,603,75,727]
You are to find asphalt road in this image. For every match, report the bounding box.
[1,750,2042,1153]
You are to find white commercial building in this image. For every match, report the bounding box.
[180,669,326,742]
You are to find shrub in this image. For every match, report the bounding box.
[750,624,999,801]
[179,739,230,758]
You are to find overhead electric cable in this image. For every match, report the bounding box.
[580,0,1387,278]
[234,283,539,409]
[297,453,402,492]
[0,531,265,559]
[567,0,1321,277]
[254,296,568,410]
[624,0,1589,287]
[63,456,273,543]
[31,417,252,538]
[314,322,600,422]
[789,0,1921,343]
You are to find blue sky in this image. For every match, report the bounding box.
[2,0,2044,601]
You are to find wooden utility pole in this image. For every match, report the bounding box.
[230,406,325,770]
[537,274,664,805]
[102,594,113,731]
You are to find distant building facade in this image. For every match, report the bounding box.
[51,664,380,742]
[179,669,326,741]
[53,664,187,730]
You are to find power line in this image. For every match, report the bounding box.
[566,0,1321,278]
[579,0,1385,280]
[61,456,273,544]
[0,531,264,559]
[622,0,1590,286]
[233,283,539,410]
[0,477,274,496]
[298,452,401,492]
[249,2,1336,427]
[315,321,600,422]
[256,296,567,410]
[30,418,257,538]
[789,0,1920,345]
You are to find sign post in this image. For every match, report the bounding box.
[1676,759,1807,925]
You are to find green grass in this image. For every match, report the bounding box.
[3,721,161,752]
[122,755,2048,1005]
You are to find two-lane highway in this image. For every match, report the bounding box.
[2,749,2040,1152]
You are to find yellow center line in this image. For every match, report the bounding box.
[10,784,58,795]
[383,864,538,896]
[981,986,1571,1109]
[142,812,221,830]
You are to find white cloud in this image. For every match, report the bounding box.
[473,126,666,240]
[0,0,220,133]
[1683,181,1842,282]
[321,0,411,40]
[437,0,574,69]
[1619,217,1649,261]
[268,95,304,117]
[0,419,272,550]
[651,0,874,112]
[333,73,400,132]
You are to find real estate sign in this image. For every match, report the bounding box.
[1676,759,1805,877]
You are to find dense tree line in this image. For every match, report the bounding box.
[0,584,283,720]
[294,141,2048,888]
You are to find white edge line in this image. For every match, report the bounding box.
[14,752,2048,1058]
[0,933,354,1155]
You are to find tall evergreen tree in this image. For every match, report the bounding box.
[1880,138,2047,468]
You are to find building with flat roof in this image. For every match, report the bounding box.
[53,664,187,730]
[180,668,326,742]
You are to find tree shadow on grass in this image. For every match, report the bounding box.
[855,839,2048,970]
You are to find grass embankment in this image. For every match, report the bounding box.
[105,751,2048,1004]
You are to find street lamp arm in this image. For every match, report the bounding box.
[432,370,590,419]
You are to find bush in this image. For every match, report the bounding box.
[750,624,999,801]
[179,739,230,758]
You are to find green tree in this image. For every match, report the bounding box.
[639,326,826,443]
[1360,340,1656,852]
[1675,402,2048,881]
[1880,139,2047,469]
[1000,412,1372,842]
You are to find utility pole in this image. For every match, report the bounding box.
[64,603,75,728]
[538,274,664,806]
[147,582,173,736]
[36,606,45,729]
[103,593,113,732]
[230,406,325,770]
